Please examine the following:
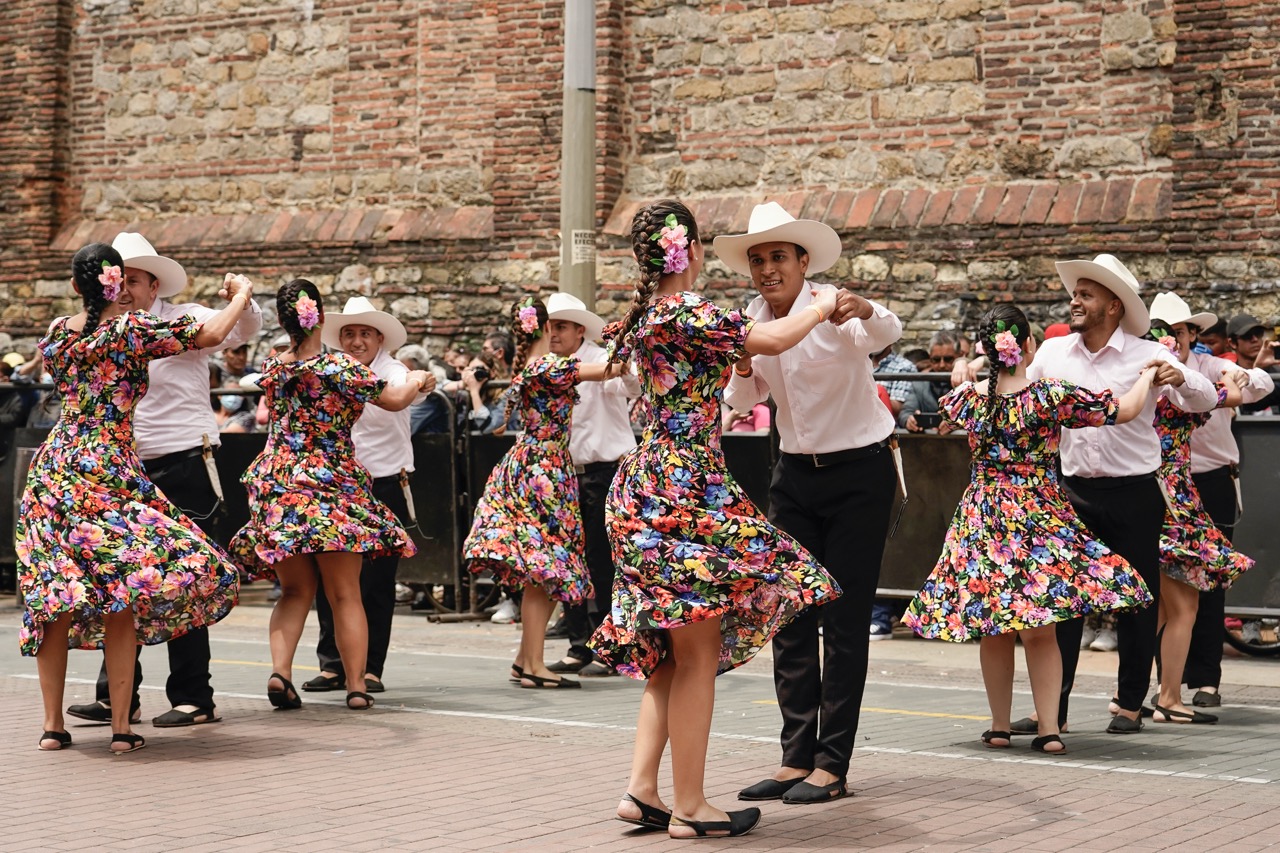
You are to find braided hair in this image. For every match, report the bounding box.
[276,278,324,351]
[71,242,125,336]
[975,303,1031,437]
[510,297,549,372]
[604,199,699,365]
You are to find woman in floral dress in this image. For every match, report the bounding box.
[463,297,617,689]
[19,242,252,754]
[903,304,1157,755]
[1144,313,1251,725]
[587,200,839,840]
[231,279,432,712]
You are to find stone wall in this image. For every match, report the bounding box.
[2,0,1277,355]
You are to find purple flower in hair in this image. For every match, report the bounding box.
[519,305,540,334]
[296,293,320,332]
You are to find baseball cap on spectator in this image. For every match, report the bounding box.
[1227,313,1265,338]
[2,352,25,368]
[1044,323,1071,340]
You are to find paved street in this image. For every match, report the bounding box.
[3,589,1279,852]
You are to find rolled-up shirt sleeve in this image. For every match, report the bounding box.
[725,369,769,414]
[1161,349,1218,412]
[836,300,902,355]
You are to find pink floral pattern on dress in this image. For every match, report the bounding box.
[16,312,240,656]
[1155,393,1253,590]
[463,354,593,602]
[588,292,840,678]
[903,380,1152,642]
[230,353,415,578]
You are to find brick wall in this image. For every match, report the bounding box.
[2,0,1278,352]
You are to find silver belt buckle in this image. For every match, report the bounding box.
[811,453,826,469]
[574,464,586,475]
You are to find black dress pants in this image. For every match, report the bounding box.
[564,463,618,661]
[1182,467,1237,690]
[1056,474,1165,721]
[315,475,408,679]
[769,449,896,778]
[94,448,222,710]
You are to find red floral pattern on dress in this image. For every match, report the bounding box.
[588,292,840,679]
[903,379,1152,642]
[16,312,240,656]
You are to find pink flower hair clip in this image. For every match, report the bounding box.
[295,293,320,333]
[98,262,123,302]
[992,321,1022,375]
[649,213,690,275]
[517,297,544,338]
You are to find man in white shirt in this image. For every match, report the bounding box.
[719,202,901,805]
[1146,295,1275,707]
[542,293,640,678]
[67,232,262,728]
[1012,255,1218,735]
[301,297,435,694]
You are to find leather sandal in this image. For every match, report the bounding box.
[1153,704,1217,724]
[616,793,671,831]
[669,808,761,839]
[519,673,581,689]
[110,733,146,754]
[38,730,72,751]
[738,776,805,801]
[267,673,302,710]
[1031,734,1067,754]
[782,779,848,804]
[152,706,221,728]
[346,691,375,710]
[301,673,344,692]
[982,730,1011,748]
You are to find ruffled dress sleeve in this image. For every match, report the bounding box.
[118,311,202,360]
[1049,378,1120,428]
[673,293,755,362]
[938,382,982,431]
[521,353,581,391]
[323,353,387,404]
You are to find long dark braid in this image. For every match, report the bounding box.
[510,297,549,372]
[604,199,699,365]
[975,303,1031,438]
[276,278,324,351]
[70,242,124,337]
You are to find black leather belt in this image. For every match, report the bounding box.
[1064,472,1155,489]
[783,439,888,469]
[1193,464,1237,480]
[142,446,204,471]
[573,460,617,476]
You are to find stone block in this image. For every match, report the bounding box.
[673,77,723,100]
[878,1,938,22]
[724,72,776,98]
[1207,257,1248,278]
[1102,11,1153,43]
[893,262,937,282]
[719,8,775,36]
[918,57,977,82]
[969,259,1019,280]
[829,5,877,26]
[852,254,891,280]
[1056,136,1143,171]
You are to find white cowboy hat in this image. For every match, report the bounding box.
[1147,292,1217,332]
[545,292,605,340]
[320,296,407,352]
[1055,253,1150,336]
[111,232,189,298]
[712,201,843,277]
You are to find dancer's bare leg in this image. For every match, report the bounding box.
[979,631,1015,746]
[665,617,728,835]
[1156,579,1200,718]
[36,614,73,749]
[316,552,368,701]
[618,655,673,821]
[1021,624,1063,750]
[269,555,319,689]
[519,585,557,682]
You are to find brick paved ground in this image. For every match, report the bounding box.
[2,592,1279,852]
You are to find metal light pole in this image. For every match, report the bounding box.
[560,0,596,304]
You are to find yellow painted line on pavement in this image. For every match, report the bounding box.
[752,699,986,721]
[210,659,319,672]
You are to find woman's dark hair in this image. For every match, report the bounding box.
[509,298,549,372]
[71,242,124,336]
[276,278,324,350]
[975,304,1031,436]
[605,199,699,364]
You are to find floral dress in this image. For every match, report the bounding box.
[1155,394,1253,590]
[230,353,415,579]
[588,292,840,678]
[463,354,593,602]
[16,313,240,657]
[903,380,1152,642]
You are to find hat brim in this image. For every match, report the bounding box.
[1055,260,1150,337]
[120,254,188,299]
[546,307,605,340]
[712,220,843,277]
[320,311,407,353]
[1151,310,1218,331]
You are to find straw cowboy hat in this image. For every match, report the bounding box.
[320,296,407,352]
[1147,292,1217,332]
[545,292,605,340]
[712,201,843,277]
[1055,253,1150,336]
[111,232,189,299]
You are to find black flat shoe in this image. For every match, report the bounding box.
[1031,734,1067,754]
[519,673,581,689]
[66,700,141,725]
[1106,715,1144,734]
[982,730,1011,748]
[1109,697,1155,718]
[110,733,146,754]
[346,691,375,710]
[738,776,805,801]
[363,678,386,694]
[1153,704,1217,724]
[1009,716,1039,735]
[669,808,761,839]
[1192,690,1222,708]
[152,707,220,727]
[616,793,671,831]
[547,656,590,674]
[267,673,302,710]
[38,731,72,751]
[301,673,344,692]
[782,779,848,804]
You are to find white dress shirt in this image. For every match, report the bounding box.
[134,297,264,460]
[567,340,639,466]
[725,282,901,454]
[353,348,419,479]
[1187,352,1275,474]
[1027,327,1218,478]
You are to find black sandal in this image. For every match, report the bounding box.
[981,730,1011,748]
[1031,734,1067,754]
[38,730,72,751]
[346,691,375,710]
[301,673,344,692]
[509,663,524,683]
[617,793,671,831]
[110,733,146,754]
[668,808,761,839]
[519,673,581,689]
[267,673,302,710]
